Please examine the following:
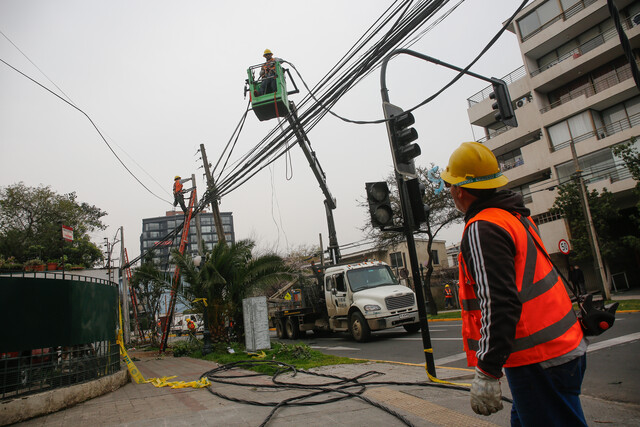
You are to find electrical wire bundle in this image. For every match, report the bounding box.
[201,359,513,427]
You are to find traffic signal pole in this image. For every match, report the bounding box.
[380,49,520,380]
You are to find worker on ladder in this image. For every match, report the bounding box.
[173,176,189,214]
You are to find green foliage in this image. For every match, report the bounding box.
[172,339,202,357]
[0,183,107,267]
[550,181,638,262]
[181,340,364,374]
[172,239,293,343]
[271,342,312,360]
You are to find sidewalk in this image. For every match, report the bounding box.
[16,351,640,426]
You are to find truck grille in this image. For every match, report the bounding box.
[385,293,415,311]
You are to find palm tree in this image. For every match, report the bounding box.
[172,239,292,343]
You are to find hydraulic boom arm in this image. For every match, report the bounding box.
[286,102,341,264]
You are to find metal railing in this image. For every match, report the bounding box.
[520,0,599,43]
[467,66,526,106]
[551,111,640,151]
[530,17,631,77]
[1,341,120,400]
[540,63,635,113]
[0,270,117,286]
[476,124,516,143]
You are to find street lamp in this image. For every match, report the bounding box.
[193,255,212,356]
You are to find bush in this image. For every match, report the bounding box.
[172,340,201,357]
[271,342,312,360]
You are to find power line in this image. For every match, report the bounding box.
[0,57,172,205]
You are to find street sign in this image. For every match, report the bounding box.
[558,239,570,255]
[62,225,74,242]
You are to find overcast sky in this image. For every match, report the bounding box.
[0,0,524,264]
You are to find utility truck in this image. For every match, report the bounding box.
[247,61,419,341]
[269,260,420,342]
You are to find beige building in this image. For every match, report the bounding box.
[466,0,639,291]
[340,238,450,287]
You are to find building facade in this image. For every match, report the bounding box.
[466,0,639,290]
[139,211,235,266]
[340,238,450,286]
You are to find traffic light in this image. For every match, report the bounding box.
[366,182,393,229]
[406,178,430,228]
[383,102,420,177]
[489,78,517,128]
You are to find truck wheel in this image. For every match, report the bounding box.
[285,318,300,340]
[403,323,420,334]
[275,319,286,339]
[349,312,371,342]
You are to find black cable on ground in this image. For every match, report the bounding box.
[199,359,512,427]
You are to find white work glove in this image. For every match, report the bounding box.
[470,367,503,416]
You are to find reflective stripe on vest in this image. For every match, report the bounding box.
[459,208,582,368]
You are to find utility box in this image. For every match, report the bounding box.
[243,296,270,352]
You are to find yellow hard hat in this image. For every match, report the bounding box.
[445,284,450,288]
[441,141,508,189]
[175,176,181,180]
[263,49,273,57]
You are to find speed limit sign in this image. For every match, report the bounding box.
[558,239,570,255]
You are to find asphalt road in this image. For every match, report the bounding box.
[274,312,640,405]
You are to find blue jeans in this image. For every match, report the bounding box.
[504,354,587,427]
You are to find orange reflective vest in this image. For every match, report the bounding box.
[173,180,183,195]
[458,208,583,368]
[444,288,453,298]
[261,58,276,78]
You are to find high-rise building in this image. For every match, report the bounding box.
[139,211,235,266]
[466,0,639,290]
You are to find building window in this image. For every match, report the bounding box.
[510,183,533,204]
[547,111,595,151]
[431,250,440,265]
[533,211,563,225]
[497,148,524,171]
[389,252,404,269]
[517,0,561,40]
[555,139,639,185]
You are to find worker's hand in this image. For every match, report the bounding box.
[470,367,503,416]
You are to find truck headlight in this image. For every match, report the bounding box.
[364,304,381,312]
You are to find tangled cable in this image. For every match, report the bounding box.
[200,359,513,427]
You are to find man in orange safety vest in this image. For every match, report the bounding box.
[441,141,586,426]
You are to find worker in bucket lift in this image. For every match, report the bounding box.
[259,49,279,96]
[173,176,188,214]
[441,141,587,426]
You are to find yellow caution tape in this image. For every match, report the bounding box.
[247,350,266,359]
[193,297,208,307]
[117,304,210,389]
[423,347,471,387]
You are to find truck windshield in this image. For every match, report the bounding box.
[347,265,399,292]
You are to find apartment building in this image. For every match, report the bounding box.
[466,0,639,289]
[139,211,235,267]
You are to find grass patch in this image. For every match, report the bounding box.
[428,310,461,320]
[608,299,640,311]
[187,341,365,375]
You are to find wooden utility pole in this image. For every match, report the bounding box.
[191,174,204,255]
[120,226,131,344]
[569,140,610,299]
[199,144,226,244]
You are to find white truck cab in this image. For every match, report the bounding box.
[323,261,420,341]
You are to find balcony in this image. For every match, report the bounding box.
[530,17,633,78]
[520,0,599,43]
[551,111,640,151]
[540,61,637,114]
